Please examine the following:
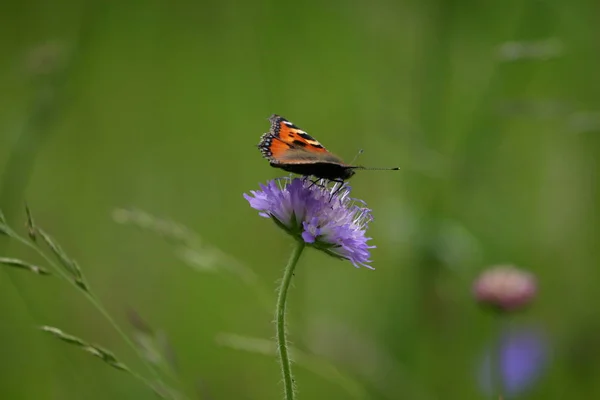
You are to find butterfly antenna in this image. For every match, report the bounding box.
[350,149,364,165]
[352,166,401,171]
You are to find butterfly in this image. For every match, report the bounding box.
[258,114,399,182]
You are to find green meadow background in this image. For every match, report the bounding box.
[1,0,599,399]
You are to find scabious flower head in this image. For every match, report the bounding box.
[473,265,537,312]
[244,177,375,268]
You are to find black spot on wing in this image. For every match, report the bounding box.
[297,132,313,140]
[296,131,325,148]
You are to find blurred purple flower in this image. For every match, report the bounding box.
[244,177,375,268]
[478,327,549,397]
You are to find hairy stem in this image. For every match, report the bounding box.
[276,240,305,400]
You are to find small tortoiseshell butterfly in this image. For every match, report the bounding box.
[258,114,399,182]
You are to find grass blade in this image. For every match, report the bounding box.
[36,227,88,290]
[40,326,129,371]
[128,310,179,373]
[0,209,7,235]
[0,257,51,275]
[24,203,37,241]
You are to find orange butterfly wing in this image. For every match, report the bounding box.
[259,115,346,164]
[268,115,329,154]
[257,115,357,180]
[258,132,291,159]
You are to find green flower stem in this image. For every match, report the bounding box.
[491,312,506,400]
[276,240,305,400]
[490,342,502,400]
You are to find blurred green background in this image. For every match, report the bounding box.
[1,0,599,399]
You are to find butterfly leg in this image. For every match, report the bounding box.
[307,178,328,190]
[303,176,323,190]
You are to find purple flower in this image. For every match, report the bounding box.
[478,327,549,397]
[244,178,375,269]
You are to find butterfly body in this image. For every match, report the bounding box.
[272,160,355,181]
[258,115,357,181]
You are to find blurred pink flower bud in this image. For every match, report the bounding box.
[473,265,537,311]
